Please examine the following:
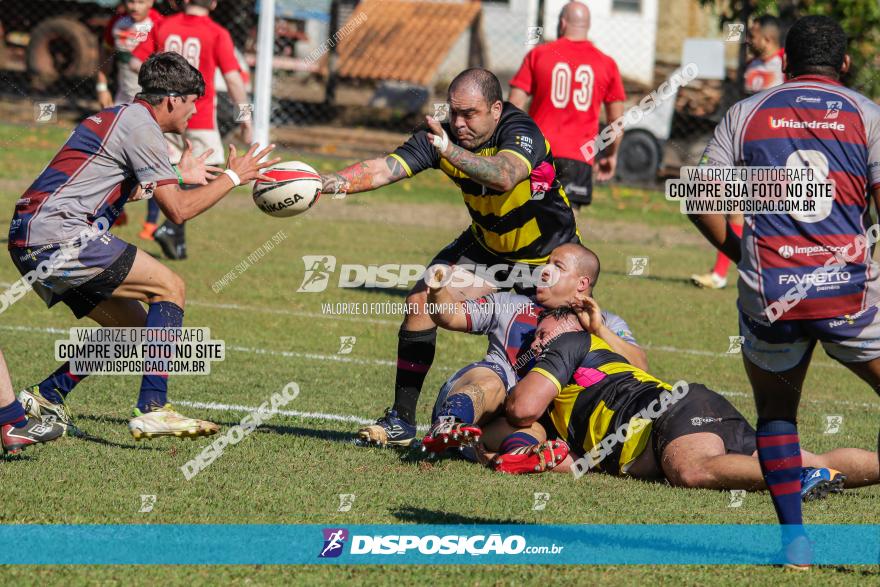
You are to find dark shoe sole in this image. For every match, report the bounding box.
[802,474,846,501]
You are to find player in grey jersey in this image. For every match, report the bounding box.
[8,53,279,441]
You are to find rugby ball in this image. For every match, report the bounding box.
[253,161,322,217]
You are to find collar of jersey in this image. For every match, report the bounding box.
[787,74,843,87]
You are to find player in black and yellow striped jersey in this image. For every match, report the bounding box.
[528,326,676,476]
[481,306,879,496]
[320,68,579,447]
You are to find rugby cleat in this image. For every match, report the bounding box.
[421,417,482,454]
[491,440,570,475]
[1,417,65,454]
[128,404,220,440]
[800,467,846,501]
[153,224,188,260]
[18,386,80,437]
[139,221,158,241]
[356,408,416,447]
[690,272,727,289]
[782,533,813,570]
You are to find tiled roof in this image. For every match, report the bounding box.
[335,0,482,85]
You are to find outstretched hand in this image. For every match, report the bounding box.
[178,139,222,185]
[226,143,282,184]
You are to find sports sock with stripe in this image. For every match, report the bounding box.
[38,362,85,404]
[437,393,475,424]
[138,301,184,413]
[0,399,28,428]
[500,431,539,453]
[392,326,437,424]
[756,419,803,526]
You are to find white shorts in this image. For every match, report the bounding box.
[165,129,225,166]
[739,306,880,372]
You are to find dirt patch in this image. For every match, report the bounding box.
[239,195,710,248]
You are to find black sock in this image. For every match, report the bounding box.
[393,326,437,424]
[163,220,185,235]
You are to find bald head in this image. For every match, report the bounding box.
[559,2,591,40]
[448,68,503,108]
[556,243,600,287]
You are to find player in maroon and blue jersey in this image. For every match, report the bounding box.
[691,16,880,567]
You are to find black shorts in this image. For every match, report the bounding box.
[430,228,579,295]
[652,383,757,461]
[554,158,593,207]
[9,237,137,319]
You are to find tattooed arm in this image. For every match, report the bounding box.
[443,145,528,192]
[320,155,409,195]
[425,116,529,192]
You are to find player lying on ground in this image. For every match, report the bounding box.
[412,243,645,451]
[474,306,879,499]
[0,348,64,454]
[7,52,279,440]
[321,68,581,447]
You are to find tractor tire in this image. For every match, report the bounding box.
[27,16,98,85]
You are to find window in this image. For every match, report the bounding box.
[612,0,641,13]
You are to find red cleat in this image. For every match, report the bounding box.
[421,416,482,454]
[491,440,570,474]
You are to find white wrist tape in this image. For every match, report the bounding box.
[95,82,109,92]
[223,169,241,187]
[431,129,449,153]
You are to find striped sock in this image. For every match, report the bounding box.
[0,400,27,428]
[138,302,184,413]
[392,327,437,424]
[438,393,475,424]
[38,362,85,404]
[500,431,539,454]
[756,419,803,526]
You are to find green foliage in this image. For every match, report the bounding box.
[700,0,880,98]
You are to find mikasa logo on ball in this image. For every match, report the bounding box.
[253,161,322,218]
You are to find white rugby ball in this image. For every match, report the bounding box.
[253,161,322,217]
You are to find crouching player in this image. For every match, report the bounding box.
[481,306,879,499]
[420,243,645,459]
[8,52,280,440]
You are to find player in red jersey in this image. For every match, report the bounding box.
[132,0,251,258]
[509,1,626,208]
[691,15,784,291]
[97,1,164,108]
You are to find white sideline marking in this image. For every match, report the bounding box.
[4,324,878,410]
[189,301,399,326]
[226,345,395,367]
[174,400,431,432]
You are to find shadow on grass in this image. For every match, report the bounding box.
[73,415,166,451]
[392,506,519,525]
[602,269,696,286]
[76,413,362,447]
[349,285,410,298]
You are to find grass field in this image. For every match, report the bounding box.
[0,122,878,585]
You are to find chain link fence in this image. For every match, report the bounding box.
[2,1,872,185]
